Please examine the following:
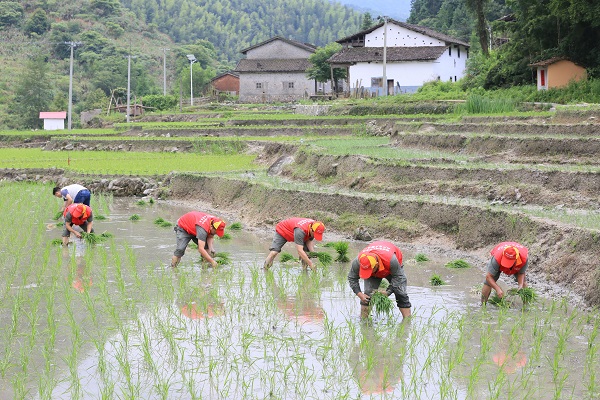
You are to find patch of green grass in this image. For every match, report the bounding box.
[154,217,172,227]
[445,259,471,269]
[415,253,429,262]
[430,274,445,286]
[129,214,141,221]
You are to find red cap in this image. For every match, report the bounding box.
[500,246,518,268]
[359,253,378,279]
[311,221,325,241]
[72,204,88,219]
[211,219,226,237]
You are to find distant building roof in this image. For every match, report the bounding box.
[211,71,239,82]
[235,58,312,73]
[39,112,67,119]
[336,19,469,48]
[529,57,582,68]
[328,46,447,64]
[240,35,317,55]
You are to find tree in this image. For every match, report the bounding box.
[9,56,53,129]
[306,43,347,93]
[361,12,374,30]
[465,0,489,56]
[0,2,23,29]
[25,9,51,36]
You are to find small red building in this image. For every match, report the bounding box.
[529,57,587,91]
[209,71,239,95]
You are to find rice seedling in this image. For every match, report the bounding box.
[430,274,445,286]
[53,211,63,220]
[153,217,173,227]
[214,252,231,265]
[50,238,63,246]
[445,259,471,268]
[136,200,147,206]
[129,214,141,221]
[415,253,429,262]
[219,233,232,240]
[280,252,296,263]
[308,251,333,265]
[94,214,107,220]
[229,222,242,230]
[332,241,350,262]
[370,291,394,315]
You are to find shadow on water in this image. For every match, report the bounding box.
[15,197,598,399]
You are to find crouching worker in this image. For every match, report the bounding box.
[481,241,529,304]
[348,241,411,320]
[62,203,94,246]
[171,211,226,268]
[263,218,326,271]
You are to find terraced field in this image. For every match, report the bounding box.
[2,106,599,306]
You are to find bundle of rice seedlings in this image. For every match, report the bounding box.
[488,294,510,308]
[129,214,141,221]
[508,288,537,304]
[51,238,63,246]
[308,251,332,266]
[213,252,231,265]
[370,291,394,315]
[219,233,232,240]
[445,259,471,269]
[430,274,445,286]
[280,252,296,263]
[154,217,172,227]
[94,215,107,220]
[100,232,113,238]
[333,241,350,262]
[54,211,63,220]
[80,232,102,245]
[415,253,429,262]
[229,222,242,230]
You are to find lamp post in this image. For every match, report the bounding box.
[65,41,81,130]
[382,16,388,96]
[186,54,197,106]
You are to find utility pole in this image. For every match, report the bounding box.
[186,54,197,106]
[126,53,138,123]
[162,48,170,95]
[65,41,81,130]
[382,16,388,96]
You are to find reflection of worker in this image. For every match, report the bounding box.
[72,256,92,293]
[171,211,226,268]
[266,271,325,325]
[348,241,411,320]
[349,323,406,395]
[481,241,529,304]
[180,301,225,319]
[492,350,527,374]
[263,218,325,271]
[53,184,91,211]
[62,203,94,246]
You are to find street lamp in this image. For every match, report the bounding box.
[186,54,197,106]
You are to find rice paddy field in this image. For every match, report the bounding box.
[1,182,599,399]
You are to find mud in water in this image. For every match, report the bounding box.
[24,198,598,399]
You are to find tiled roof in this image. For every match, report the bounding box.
[39,112,67,119]
[211,71,239,81]
[234,58,312,73]
[528,57,573,67]
[336,19,469,48]
[328,46,447,64]
[240,36,316,54]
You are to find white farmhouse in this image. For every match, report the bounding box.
[329,19,470,95]
[39,111,67,130]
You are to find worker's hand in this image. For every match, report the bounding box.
[209,250,216,257]
[308,262,316,272]
[75,232,82,239]
[496,288,504,299]
[358,292,370,302]
[378,289,389,295]
[210,260,218,268]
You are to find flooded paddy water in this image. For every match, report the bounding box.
[1,185,599,399]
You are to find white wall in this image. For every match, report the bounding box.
[433,45,468,82]
[365,25,447,47]
[43,119,65,130]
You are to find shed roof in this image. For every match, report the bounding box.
[240,36,316,55]
[336,19,469,48]
[328,46,447,64]
[234,58,312,73]
[39,112,67,119]
[528,57,582,68]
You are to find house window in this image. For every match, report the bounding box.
[448,47,451,56]
[457,46,460,58]
[256,82,262,89]
[449,76,453,82]
[371,77,383,87]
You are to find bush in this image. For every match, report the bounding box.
[141,95,178,111]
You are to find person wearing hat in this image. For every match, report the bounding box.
[481,241,529,304]
[62,203,94,246]
[53,184,91,211]
[170,211,226,268]
[263,218,326,271]
[348,240,411,319]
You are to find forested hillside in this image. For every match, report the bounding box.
[119,0,362,62]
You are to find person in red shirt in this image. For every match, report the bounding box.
[481,241,529,304]
[348,241,411,319]
[263,218,325,271]
[62,203,94,246]
[170,211,226,268]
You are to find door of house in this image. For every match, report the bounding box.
[387,79,394,95]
